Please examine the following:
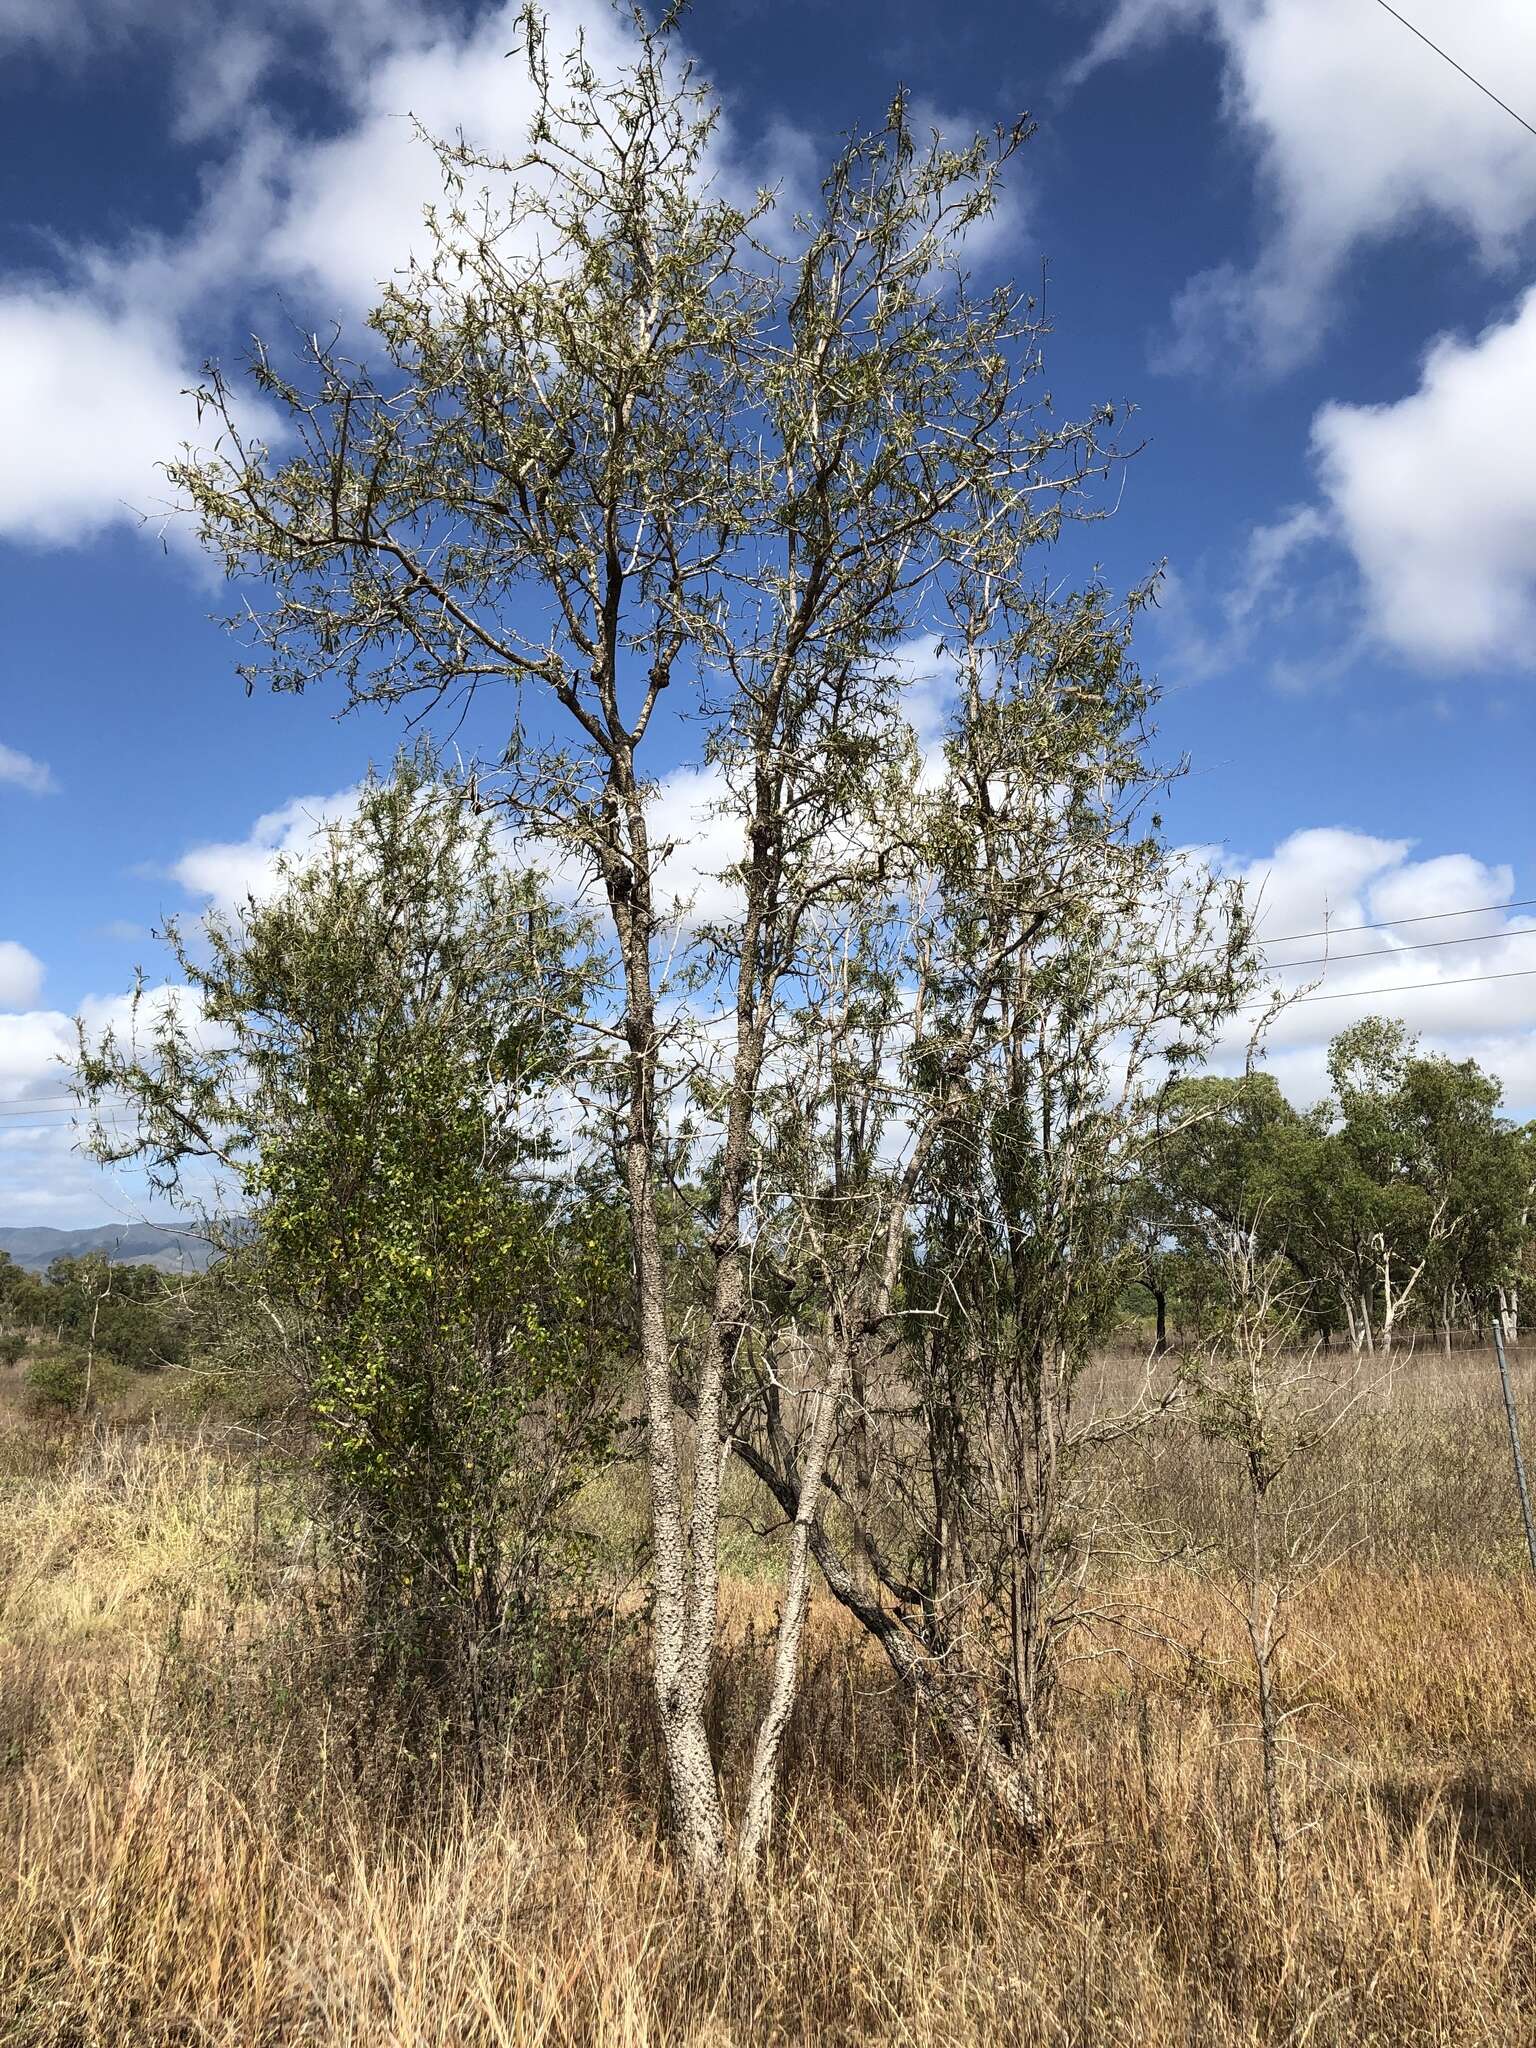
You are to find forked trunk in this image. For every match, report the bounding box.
[734,1429,1047,1845]
[733,1346,846,1874]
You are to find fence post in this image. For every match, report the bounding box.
[1492,1311,1536,1576]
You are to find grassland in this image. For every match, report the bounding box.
[4,1348,1536,2045]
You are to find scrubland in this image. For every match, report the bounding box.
[4,1351,1536,2046]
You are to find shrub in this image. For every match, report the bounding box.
[23,1346,127,1414]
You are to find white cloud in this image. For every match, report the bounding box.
[1143,292,1536,680]
[0,1,735,546]
[0,0,859,550]
[170,786,363,912]
[0,944,44,1010]
[0,740,57,794]
[0,983,218,1226]
[0,1007,76,1104]
[1078,0,1536,371]
[1366,853,1515,931]
[1206,828,1536,1112]
[1234,827,1411,950]
[1144,509,1349,689]
[1311,287,1536,669]
[0,294,203,546]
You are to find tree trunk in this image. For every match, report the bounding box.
[732,1426,1046,1845]
[734,1347,846,1874]
[608,767,728,1891]
[628,1137,727,1887]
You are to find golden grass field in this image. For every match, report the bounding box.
[4,1349,1536,2045]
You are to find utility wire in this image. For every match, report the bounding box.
[0,1097,131,1115]
[1371,0,1536,145]
[1268,924,1536,972]
[1245,964,1536,1011]
[1256,895,1536,948]
[4,899,1535,1109]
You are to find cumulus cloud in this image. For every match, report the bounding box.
[1205,828,1536,1112]
[1150,287,1536,680]
[0,740,57,795]
[1077,0,1536,371]
[0,0,1026,551]
[0,0,826,548]
[0,944,45,1011]
[1311,288,1536,669]
[0,1007,75,1105]
[0,295,205,547]
[1141,508,1352,690]
[0,984,219,1226]
[170,786,364,913]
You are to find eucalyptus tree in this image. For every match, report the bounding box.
[167,7,1141,1881]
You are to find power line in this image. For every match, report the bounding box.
[0,1097,131,1115]
[1255,896,1536,949]
[1271,924,1536,973]
[1370,0,1536,146]
[5,896,1535,1105]
[1245,964,1536,1011]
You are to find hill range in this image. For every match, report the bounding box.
[0,1223,219,1273]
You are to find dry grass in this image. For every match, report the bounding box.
[4,1354,1536,2045]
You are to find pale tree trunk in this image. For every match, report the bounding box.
[1341,1292,1372,1357]
[734,1341,847,1874]
[1246,1472,1288,1896]
[731,1421,1046,1845]
[607,761,729,1889]
[1357,1292,1375,1355]
[1500,1285,1520,1346]
[1375,1223,1438,1359]
[820,1512,1045,1841]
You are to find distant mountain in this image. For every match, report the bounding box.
[0,1223,220,1273]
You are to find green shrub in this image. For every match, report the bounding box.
[24,1347,127,1414]
[0,1330,25,1369]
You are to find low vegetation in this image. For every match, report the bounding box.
[4,1356,1536,2046]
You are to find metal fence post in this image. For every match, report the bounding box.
[1492,1311,1536,1576]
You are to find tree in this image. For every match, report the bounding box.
[1152,1027,1530,1356]
[1188,1224,1361,1896]
[718,582,1257,1839]
[168,10,1144,1884]
[1324,1021,1524,1353]
[80,755,621,1756]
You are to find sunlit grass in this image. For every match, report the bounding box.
[4,1353,1536,2044]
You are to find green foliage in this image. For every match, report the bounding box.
[81,753,625,1739]
[0,1249,197,1372]
[1153,1024,1532,1348]
[23,1346,127,1414]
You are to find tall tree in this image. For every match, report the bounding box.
[726,582,1256,1837]
[168,11,1139,1882]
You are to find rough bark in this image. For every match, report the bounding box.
[734,1346,847,1873]
[730,1422,1046,1845]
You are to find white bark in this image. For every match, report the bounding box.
[734,1346,847,1874]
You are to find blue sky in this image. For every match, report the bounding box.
[4,0,1536,1224]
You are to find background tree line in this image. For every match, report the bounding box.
[1138,1023,1535,1358]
